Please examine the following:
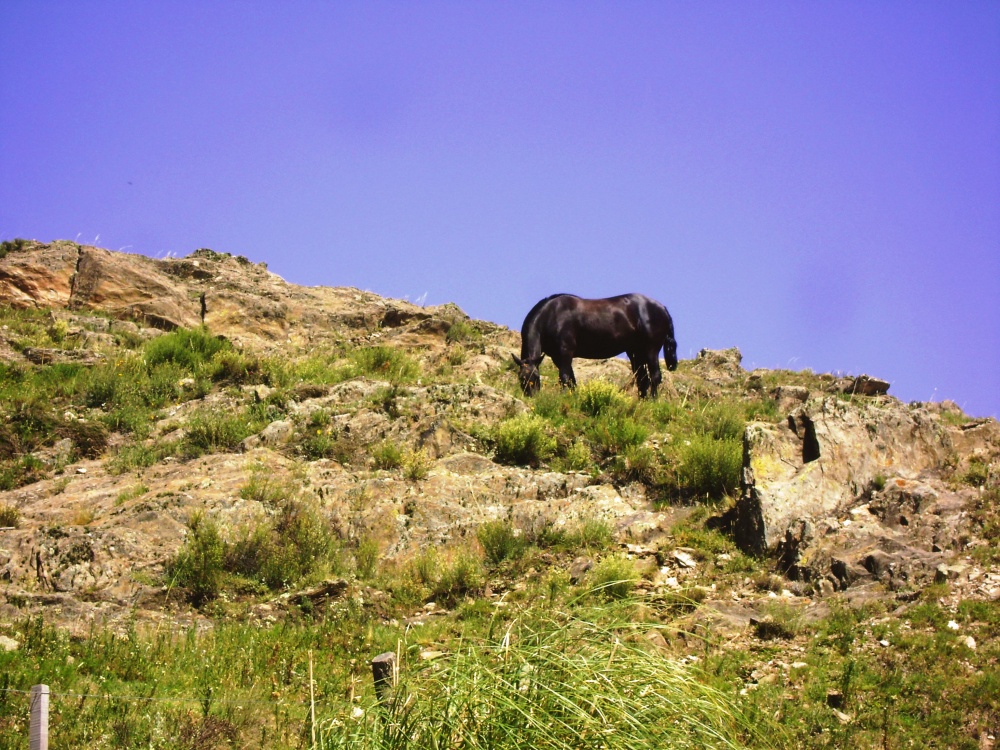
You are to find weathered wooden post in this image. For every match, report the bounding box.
[371,651,396,707]
[29,684,49,750]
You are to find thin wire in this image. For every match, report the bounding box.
[0,686,309,708]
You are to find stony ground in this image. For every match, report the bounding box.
[1,240,998,748]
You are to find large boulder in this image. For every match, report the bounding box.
[731,396,996,588]
[0,240,78,308]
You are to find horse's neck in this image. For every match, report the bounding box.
[521,320,544,360]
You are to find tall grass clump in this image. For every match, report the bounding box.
[227,498,339,590]
[170,498,340,603]
[586,555,640,599]
[576,378,630,417]
[492,414,556,467]
[674,435,742,499]
[322,616,773,750]
[0,503,20,528]
[477,518,527,567]
[143,326,226,371]
[169,511,225,606]
[352,346,420,383]
[586,412,648,456]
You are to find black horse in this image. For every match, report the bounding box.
[512,293,678,398]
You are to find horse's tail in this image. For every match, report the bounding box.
[658,302,678,371]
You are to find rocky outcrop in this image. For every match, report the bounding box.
[732,394,999,591]
[0,242,512,355]
[0,240,78,309]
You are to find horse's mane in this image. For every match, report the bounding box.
[522,293,575,330]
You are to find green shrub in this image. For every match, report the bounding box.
[445,319,482,345]
[411,547,439,587]
[576,379,629,417]
[115,483,150,505]
[611,444,659,483]
[674,435,742,499]
[59,419,110,459]
[144,326,226,371]
[371,440,403,470]
[959,459,991,488]
[370,384,405,418]
[182,406,273,457]
[586,555,639,599]
[477,519,527,567]
[0,455,48,491]
[321,617,770,750]
[0,238,31,259]
[402,447,431,480]
[0,503,20,528]
[586,413,648,456]
[169,511,226,606]
[238,470,289,507]
[432,549,485,605]
[562,440,594,471]
[493,414,556,466]
[564,517,614,551]
[694,402,746,441]
[227,498,338,591]
[208,349,265,384]
[354,535,380,580]
[352,346,419,383]
[107,440,176,475]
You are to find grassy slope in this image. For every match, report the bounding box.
[0,307,998,749]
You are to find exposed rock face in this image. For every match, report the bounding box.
[0,242,513,354]
[733,395,999,590]
[0,240,78,308]
[2,241,998,630]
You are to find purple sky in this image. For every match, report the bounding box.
[2,2,998,418]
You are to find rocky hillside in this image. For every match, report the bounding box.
[1,239,998,638]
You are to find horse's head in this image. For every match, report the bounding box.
[512,354,544,396]
[664,338,678,371]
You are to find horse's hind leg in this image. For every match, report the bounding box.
[629,351,651,398]
[645,349,663,399]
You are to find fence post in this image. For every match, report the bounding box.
[29,684,49,750]
[371,652,396,707]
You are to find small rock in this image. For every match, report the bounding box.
[935,564,967,583]
[568,556,594,583]
[947,620,960,631]
[673,550,697,569]
[260,420,296,446]
[76,467,87,474]
[816,578,837,598]
[419,650,445,661]
[644,629,669,651]
[964,636,977,650]
[879,639,890,648]
[0,636,19,652]
[832,708,853,724]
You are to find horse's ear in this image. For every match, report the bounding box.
[512,354,523,367]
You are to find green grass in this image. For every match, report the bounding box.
[322,615,772,750]
[672,435,742,500]
[477,518,527,567]
[492,414,557,466]
[0,503,20,527]
[169,496,343,604]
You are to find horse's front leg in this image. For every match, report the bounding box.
[554,356,577,390]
